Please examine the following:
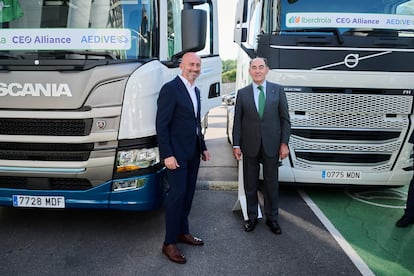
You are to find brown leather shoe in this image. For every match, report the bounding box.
[178,233,204,246]
[162,244,186,264]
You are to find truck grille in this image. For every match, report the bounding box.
[0,177,92,190]
[286,91,412,171]
[0,143,93,161]
[0,118,93,136]
[292,129,400,141]
[287,92,412,115]
[295,152,390,163]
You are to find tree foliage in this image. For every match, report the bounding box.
[222,59,237,83]
[222,69,236,83]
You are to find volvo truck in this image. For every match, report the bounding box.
[228,0,414,186]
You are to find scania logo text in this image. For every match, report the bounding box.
[0,83,72,97]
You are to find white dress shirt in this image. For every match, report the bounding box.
[178,74,198,118]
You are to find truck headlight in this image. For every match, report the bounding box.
[116,147,160,173]
[113,178,147,191]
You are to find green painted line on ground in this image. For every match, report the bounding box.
[304,186,414,276]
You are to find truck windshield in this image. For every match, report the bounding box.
[280,0,414,37]
[0,0,156,61]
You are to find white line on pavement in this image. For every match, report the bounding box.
[298,189,375,276]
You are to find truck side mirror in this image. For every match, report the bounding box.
[169,2,207,64]
[234,0,248,44]
[181,8,207,53]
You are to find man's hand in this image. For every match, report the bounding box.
[279,143,289,160]
[202,150,210,161]
[164,156,180,170]
[233,148,242,161]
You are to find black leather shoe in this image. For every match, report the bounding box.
[266,220,282,235]
[396,215,414,228]
[244,218,258,232]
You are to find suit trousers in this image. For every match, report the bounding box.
[405,176,414,218]
[164,150,201,245]
[243,144,279,221]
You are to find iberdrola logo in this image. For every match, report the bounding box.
[288,16,301,24]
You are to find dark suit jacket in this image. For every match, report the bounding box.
[409,131,414,144]
[232,81,291,158]
[156,76,207,161]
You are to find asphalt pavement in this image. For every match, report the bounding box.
[0,105,363,276]
[0,188,360,276]
[197,105,238,188]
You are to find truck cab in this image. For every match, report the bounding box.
[0,0,221,210]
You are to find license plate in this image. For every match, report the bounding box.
[13,195,65,208]
[322,170,361,179]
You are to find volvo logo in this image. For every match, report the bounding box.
[313,51,390,71]
[344,54,359,68]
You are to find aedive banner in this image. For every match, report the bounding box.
[0,28,131,50]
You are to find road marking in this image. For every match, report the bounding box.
[298,189,375,276]
[345,188,407,209]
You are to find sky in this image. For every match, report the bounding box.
[217,0,239,60]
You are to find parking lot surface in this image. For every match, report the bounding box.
[199,106,414,276]
[0,188,361,276]
[1,106,412,275]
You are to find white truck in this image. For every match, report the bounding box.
[228,0,414,187]
[0,0,221,210]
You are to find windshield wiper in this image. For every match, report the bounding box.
[57,50,118,60]
[344,28,414,37]
[343,29,400,37]
[15,50,118,60]
[275,28,344,44]
[0,52,23,60]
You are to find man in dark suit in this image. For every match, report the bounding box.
[232,57,291,235]
[396,131,414,227]
[156,52,210,264]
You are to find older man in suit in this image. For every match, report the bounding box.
[156,52,210,264]
[232,57,291,234]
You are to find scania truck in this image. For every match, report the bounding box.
[0,0,221,210]
[229,0,414,186]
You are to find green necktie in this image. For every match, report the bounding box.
[258,85,265,119]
